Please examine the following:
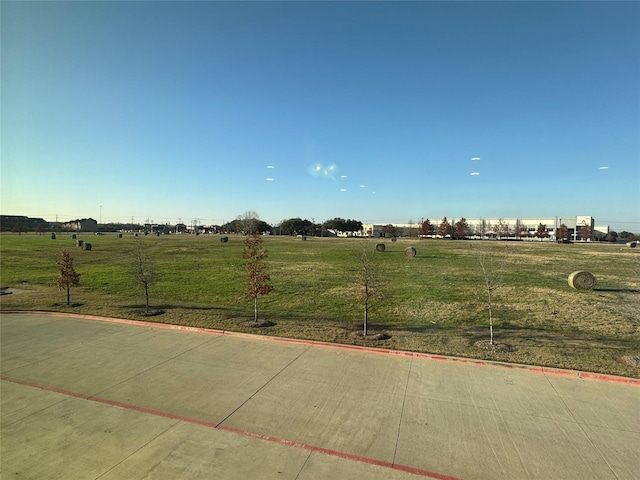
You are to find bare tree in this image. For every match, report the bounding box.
[12,220,25,236]
[131,238,155,314]
[55,250,80,305]
[243,233,274,322]
[237,211,260,234]
[493,218,510,240]
[474,249,505,345]
[353,246,383,336]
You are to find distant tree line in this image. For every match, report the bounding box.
[3,213,638,242]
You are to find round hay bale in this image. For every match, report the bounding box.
[118,233,123,238]
[568,271,596,290]
[627,241,637,248]
[404,246,417,258]
[71,234,76,239]
[77,240,84,247]
[83,242,92,251]
[51,233,56,240]
[391,237,398,242]
[301,236,307,241]
[375,243,386,252]
[220,236,229,243]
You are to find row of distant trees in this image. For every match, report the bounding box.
[417,217,638,242]
[6,213,638,242]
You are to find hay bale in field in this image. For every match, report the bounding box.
[376,243,386,252]
[627,241,637,248]
[77,240,84,247]
[51,233,56,240]
[404,246,417,258]
[391,237,398,242]
[220,236,229,243]
[83,243,92,251]
[568,271,596,290]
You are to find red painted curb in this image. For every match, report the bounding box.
[0,375,462,480]
[2,310,639,385]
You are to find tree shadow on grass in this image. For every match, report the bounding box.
[594,288,639,293]
[125,303,236,312]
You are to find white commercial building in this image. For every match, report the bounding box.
[361,215,606,241]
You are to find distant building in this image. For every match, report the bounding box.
[361,215,607,241]
[0,215,49,232]
[63,218,98,232]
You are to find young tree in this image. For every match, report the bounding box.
[437,217,452,238]
[453,218,469,239]
[36,221,47,236]
[243,233,274,322]
[493,218,510,239]
[535,223,549,240]
[419,218,435,237]
[131,238,155,314]
[353,246,382,336]
[12,220,25,236]
[579,223,592,241]
[474,249,505,345]
[557,223,570,242]
[382,224,396,238]
[515,219,529,239]
[55,250,80,306]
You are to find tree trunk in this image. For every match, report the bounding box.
[144,284,149,314]
[254,297,258,322]
[487,291,494,345]
[66,287,70,306]
[364,303,368,336]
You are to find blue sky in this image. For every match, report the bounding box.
[2,1,639,231]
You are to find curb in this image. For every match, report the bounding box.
[2,310,639,386]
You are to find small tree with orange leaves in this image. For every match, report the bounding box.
[55,250,80,306]
[242,233,274,323]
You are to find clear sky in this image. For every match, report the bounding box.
[2,1,639,231]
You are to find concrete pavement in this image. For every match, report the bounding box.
[1,312,638,479]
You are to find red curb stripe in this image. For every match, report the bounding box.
[3,311,639,385]
[0,375,461,480]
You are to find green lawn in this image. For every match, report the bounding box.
[1,232,639,377]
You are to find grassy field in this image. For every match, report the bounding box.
[1,232,639,377]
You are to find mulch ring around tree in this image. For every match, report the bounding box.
[140,310,165,317]
[245,319,276,328]
[348,331,392,341]
[474,339,515,352]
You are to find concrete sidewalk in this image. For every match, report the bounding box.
[1,313,638,479]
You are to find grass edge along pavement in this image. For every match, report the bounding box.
[3,311,639,387]
[1,233,639,378]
